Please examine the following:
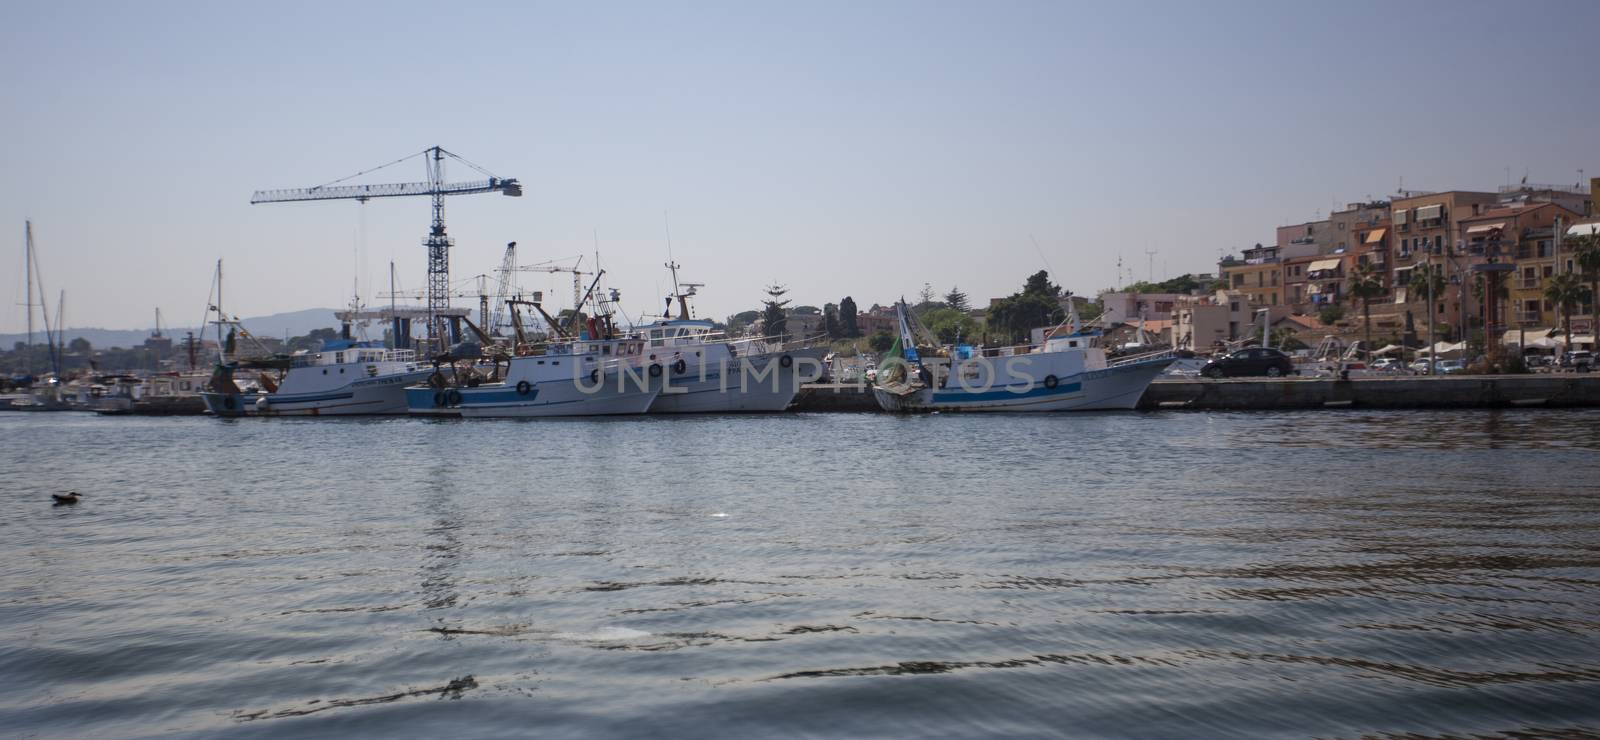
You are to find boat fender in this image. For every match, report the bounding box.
[222,395,236,411]
[648,363,663,378]
[1043,374,1059,389]
[516,380,532,396]
[779,354,794,369]
[446,389,463,406]
[589,369,600,384]
[433,391,446,407]
[672,359,687,375]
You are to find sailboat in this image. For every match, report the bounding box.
[872,299,1173,412]
[3,222,71,411]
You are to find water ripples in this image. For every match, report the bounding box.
[3,410,1600,738]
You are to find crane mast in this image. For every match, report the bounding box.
[251,146,520,354]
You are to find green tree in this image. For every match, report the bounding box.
[983,270,1069,344]
[1023,270,1061,298]
[920,306,977,344]
[1346,263,1385,358]
[839,296,860,338]
[67,337,92,354]
[867,331,895,352]
[726,310,761,335]
[944,286,970,313]
[822,303,841,339]
[1409,263,1448,345]
[761,283,790,341]
[1573,234,1600,326]
[1317,305,1345,326]
[1544,272,1590,351]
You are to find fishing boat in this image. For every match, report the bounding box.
[198,261,432,416]
[630,269,826,413]
[205,340,432,416]
[409,335,661,417]
[406,269,659,417]
[872,301,1173,412]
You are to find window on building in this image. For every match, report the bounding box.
[1544,265,1555,278]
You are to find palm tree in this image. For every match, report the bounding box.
[1347,263,1385,360]
[1544,272,1590,354]
[1409,262,1448,363]
[1572,234,1600,331]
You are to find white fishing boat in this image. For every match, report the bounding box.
[204,340,432,417]
[629,269,826,413]
[633,317,827,413]
[873,301,1173,412]
[410,334,663,417]
[198,261,433,417]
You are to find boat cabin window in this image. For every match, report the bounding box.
[602,345,611,355]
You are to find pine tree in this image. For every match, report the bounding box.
[944,286,970,313]
[761,283,790,342]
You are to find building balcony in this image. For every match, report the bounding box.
[1516,311,1544,326]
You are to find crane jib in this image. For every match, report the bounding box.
[250,178,521,204]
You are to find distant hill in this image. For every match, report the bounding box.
[0,308,343,350]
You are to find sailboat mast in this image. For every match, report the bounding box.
[23,221,33,376]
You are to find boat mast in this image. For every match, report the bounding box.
[23,221,33,377]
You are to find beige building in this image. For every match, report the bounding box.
[1171,291,1251,351]
[1218,244,1283,308]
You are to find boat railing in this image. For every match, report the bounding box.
[1108,348,1176,367]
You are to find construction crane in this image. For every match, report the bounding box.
[488,242,518,338]
[250,146,521,353]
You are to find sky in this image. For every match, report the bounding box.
[3,0,1597,334]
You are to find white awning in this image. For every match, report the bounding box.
[1393,209,1409,226]
[1308,258,1343,272]
[1502,328,1554,345]
[1466,222,1506,235]
[1416,204,1443,221]
[1568,222,1600,237]
[1574,335,1596,345]
[1374,343,1404,355]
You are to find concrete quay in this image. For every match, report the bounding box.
[791,376,1600,413]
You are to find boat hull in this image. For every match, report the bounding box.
[411,375,660,418]
[649,347,827,413]
[874,358,1172,412]
[204,370,432,416]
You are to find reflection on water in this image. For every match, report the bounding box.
[2,409,1599,738]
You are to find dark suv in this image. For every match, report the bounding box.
[1200,347,1297,378]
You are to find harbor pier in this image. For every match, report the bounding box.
[792,376,1600,412]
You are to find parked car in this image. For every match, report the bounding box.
[1408,359,1435,374]
[1563,351,1594,372]
[1200,347,1297,378]
[1436,359,1466,375]
[1369,358,1404,372]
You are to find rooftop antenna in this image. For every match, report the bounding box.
[1144,249,1158,283]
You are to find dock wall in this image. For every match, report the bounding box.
[792,377,1600,413]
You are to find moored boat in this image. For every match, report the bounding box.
[873,301,1173,412]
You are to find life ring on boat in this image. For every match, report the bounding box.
[222,395,237,411]
[779,354,794,369]
[672,359,687,375]
[446,389,463,406]
[432,391,446,407]
[648,364,663,378]
[1043,374,1059,389]
[589,369,600,384]
[516,380,532,396]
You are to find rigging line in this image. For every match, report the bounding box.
[313,149,427,190]
[1029,234,1055,276]
[440,148,498,179]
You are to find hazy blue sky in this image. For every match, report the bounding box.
[4,0,1596,334]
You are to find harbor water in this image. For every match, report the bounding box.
[4,411,1600,738]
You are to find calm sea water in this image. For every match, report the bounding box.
[4,410,1600,739]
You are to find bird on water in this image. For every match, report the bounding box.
[51,492,80,505]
